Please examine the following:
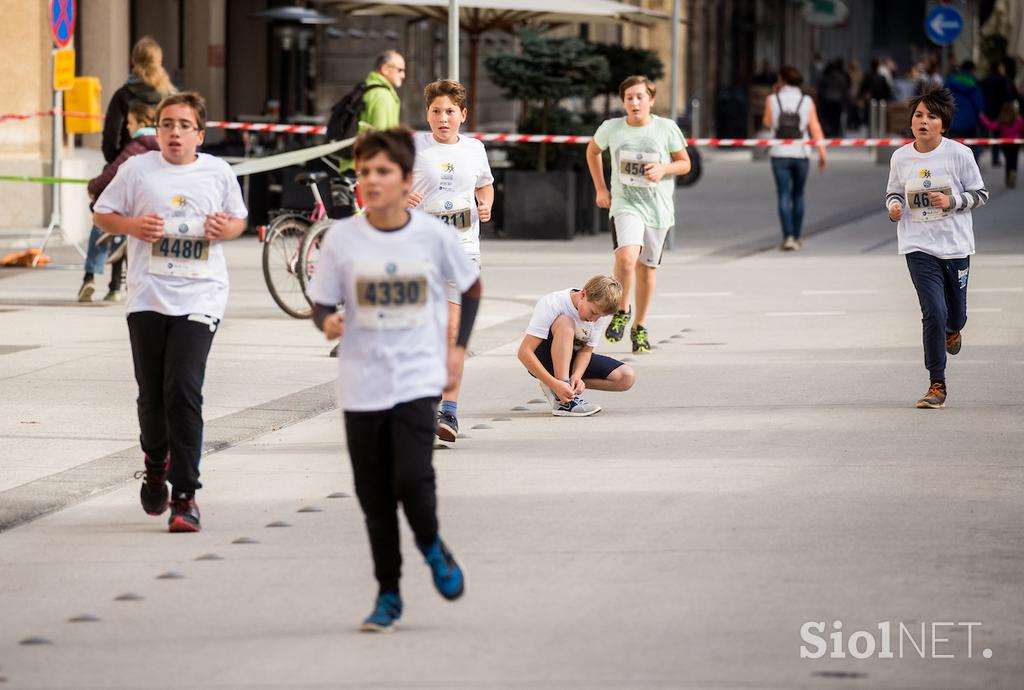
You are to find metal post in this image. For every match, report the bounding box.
[34,87,63,266]
[691,98,701,138]
[448,0,459,81]
[670,0,681,121]
[868,98,878,157]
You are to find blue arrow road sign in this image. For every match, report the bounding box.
[925,6,964,46]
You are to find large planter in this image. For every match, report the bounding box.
[500,169,577,240]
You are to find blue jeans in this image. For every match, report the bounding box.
[83,225,125,288]
[770,157,809,240]
[906,252,970,382]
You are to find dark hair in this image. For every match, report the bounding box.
[353,127,416,176]
[907,87,956,133]
[779,65,803,86]
[155,91,207,130]
[960,60,976,73]
[424,79,467,110]
[375,50,402,71]
[618,75,656,101]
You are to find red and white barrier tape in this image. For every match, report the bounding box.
[4,110,1023,146]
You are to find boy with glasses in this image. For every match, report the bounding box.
[94,92,248,532]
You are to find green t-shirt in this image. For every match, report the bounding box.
[593,115,686,229]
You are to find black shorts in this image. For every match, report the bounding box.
[532,334,625,381]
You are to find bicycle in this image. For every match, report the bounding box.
[261,171,333,319]
[296,172,361,301]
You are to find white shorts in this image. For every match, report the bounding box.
[611,213,669,267]
[445,254,481,304]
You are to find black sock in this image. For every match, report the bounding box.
[83,272,94,283]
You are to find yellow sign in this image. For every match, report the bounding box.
[65,77,102,134]
[53,49,75,91]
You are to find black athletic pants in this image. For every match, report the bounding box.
[344,397,440,594]
[905,252,969,382]
[127,311,217,497]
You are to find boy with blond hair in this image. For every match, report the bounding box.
[517,275,636,416]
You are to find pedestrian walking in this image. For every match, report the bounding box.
[762,66,828,251]
[306,128,481,633]
[980,61,1013,167]
[93,92,248,532]
[406,79,494,443]
[585,75,691,354]
[945,61,986,160]
[980,101,1023,188]
[885,88,988,409]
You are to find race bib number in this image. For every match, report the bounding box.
[149,236,211,278]
[428,198,473,231]
[353,260,430,330]
[905,175,953,222]
[618,150,659,188]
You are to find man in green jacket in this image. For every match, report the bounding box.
[339,50,406,173]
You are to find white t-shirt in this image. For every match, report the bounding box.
[885,139,984,259]
[93,151,248,319]
[306,211,480,412]
[769,85,812,159]
[525,289,611,352]
[410,131,494,257]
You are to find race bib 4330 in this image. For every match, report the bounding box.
[352,260,430,330]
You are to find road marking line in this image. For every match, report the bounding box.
[765,311,846,317]
[649,314,693,319]
[802,289,879,295]
[971,287,1022,293]
[968,307,1003,313]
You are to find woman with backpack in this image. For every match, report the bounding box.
[763,65,828,251]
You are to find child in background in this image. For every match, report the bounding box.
[79,101,160,303]
[979,100,1023,188]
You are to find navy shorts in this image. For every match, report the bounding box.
[532,334,625,381]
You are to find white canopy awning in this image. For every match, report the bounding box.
[318,0,668,30]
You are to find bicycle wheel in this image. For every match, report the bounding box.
[105,236,127,264]
[297,218,332,298]
[262,214,313,319]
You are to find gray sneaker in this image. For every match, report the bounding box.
[77,280,95,303]
[552,396,601,417]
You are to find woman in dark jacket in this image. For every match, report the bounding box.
[101,36,174,163]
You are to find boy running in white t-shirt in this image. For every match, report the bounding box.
[407,79,494,443]
[885,87,988,409]
[586,75,691,353]
[307,128,482,633]
[518,275,636,416]
[93,92,248,532]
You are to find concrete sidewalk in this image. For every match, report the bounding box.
[0,155,1021,688]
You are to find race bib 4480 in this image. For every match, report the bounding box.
[149,236,210,278]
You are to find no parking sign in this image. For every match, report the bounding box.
[49,0,76,48]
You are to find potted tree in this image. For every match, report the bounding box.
[485,29,608,239]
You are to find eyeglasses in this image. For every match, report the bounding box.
[158,120,200,133]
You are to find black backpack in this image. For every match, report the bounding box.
[774,94,805,139]
[325,82,386,142]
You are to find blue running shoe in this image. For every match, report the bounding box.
[417,537,465,600]
[360,592,403,633]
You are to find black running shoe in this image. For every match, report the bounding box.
[134,456,169,516]
[168,498,201,533]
